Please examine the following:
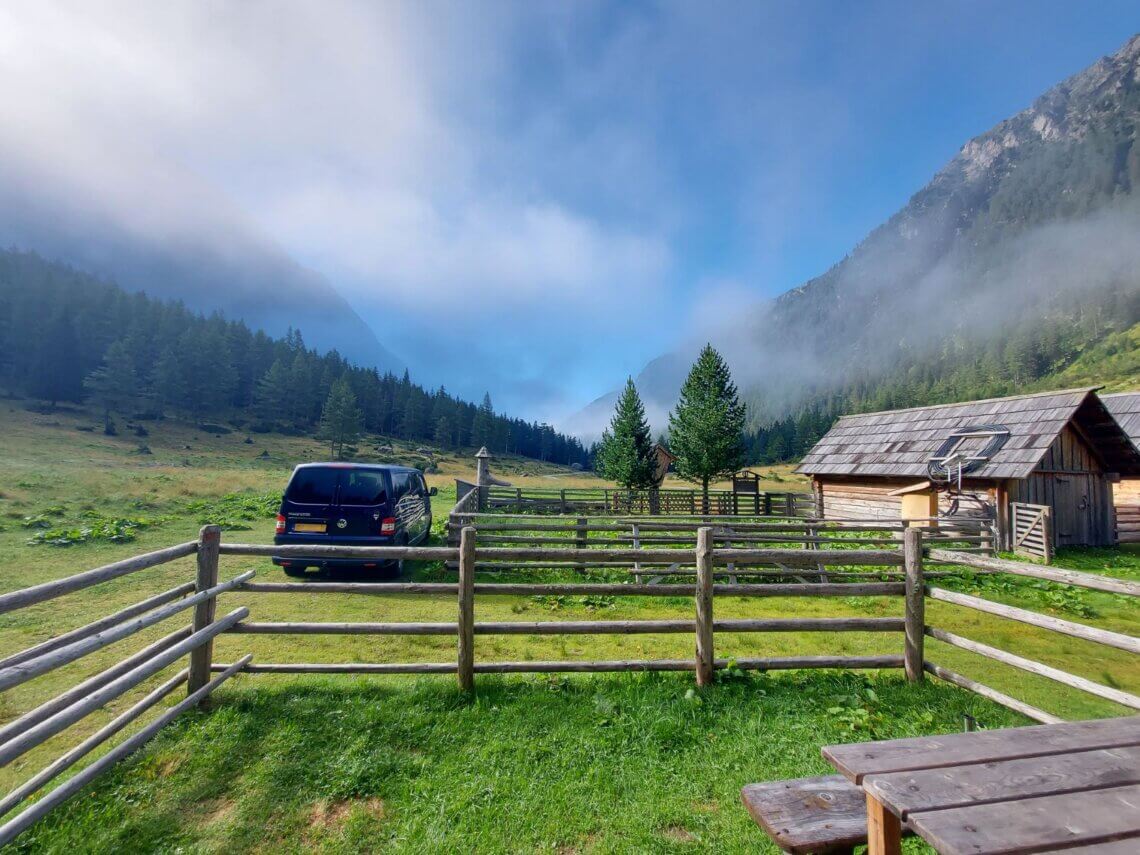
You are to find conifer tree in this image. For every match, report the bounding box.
[668,345,746,511]
[471,393,494,449]
[318,377,363,459]
[595,378,657,489]
[84,340,138,432]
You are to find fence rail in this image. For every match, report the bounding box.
[479,485,819,517]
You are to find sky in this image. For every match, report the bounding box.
[0,2,1137,427]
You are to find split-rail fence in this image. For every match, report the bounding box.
[0,523,1135,845]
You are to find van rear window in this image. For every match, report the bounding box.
[340,471,388,505]
[286,468,339,504]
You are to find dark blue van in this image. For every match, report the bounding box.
[272,463,435,577]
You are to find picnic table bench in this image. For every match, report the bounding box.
[822,714,1140,854]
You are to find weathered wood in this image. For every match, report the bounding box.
[0,570,254,693]
[823,714,1140,784]
[925,627,1140,710]
[729,655,903,671]
[923,661,1063,724]
[0,625,192,747]
[903,528,924,683]
[212,662,457,674]
[188,525,221,700]
[741,775,871,855]
[239,581,459,595]
[907,783,1140,855]
[713,583,906,597]
[929,548,1140,596]
[0,541,197,615]
[226,617,904,636]
[695,527,714,686]
[221,543,456,560]
[0,607,248,768]
[0,581,196,670]
[866,792,902,855]
[0,669,188,817]
[0,654,251,849]
[713,548,905,567]
[864,745,1140,820]
[926,586,1140,653]
[457,526,475,692]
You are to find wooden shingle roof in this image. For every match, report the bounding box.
[1102,392,1140,445]
[797,388,1140,480]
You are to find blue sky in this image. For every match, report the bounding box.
[0,2,1137,425]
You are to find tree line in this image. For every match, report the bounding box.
[0,249,588,466]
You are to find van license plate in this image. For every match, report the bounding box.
[293,522,326,533]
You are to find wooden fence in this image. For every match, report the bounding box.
[481,485,818,517]
[1011,501,1053,562]
[0,525,1136,844]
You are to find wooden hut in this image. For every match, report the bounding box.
[1101,392,1140,543]
[650,443,676,488]
[796,388,1140,549]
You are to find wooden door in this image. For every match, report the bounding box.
[1053,474,1094,546]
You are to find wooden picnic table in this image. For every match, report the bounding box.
[823,715,1140,855]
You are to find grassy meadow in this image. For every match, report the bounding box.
[0,402,1137,852]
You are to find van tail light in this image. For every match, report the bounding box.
[275,514,286,534]
[380,517,397,535]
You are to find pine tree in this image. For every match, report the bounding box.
[595,378,657,488]
[668,345,746,511]
[84,340,139,431]
[317,377,364,459]
[434,415,453,448]
[252,360,289,428]
[471,393,494,449]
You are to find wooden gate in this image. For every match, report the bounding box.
[1011,502,1052,563]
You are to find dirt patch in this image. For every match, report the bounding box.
[198,797,236,826]
[692,800,720,813]
[662,825,697,843]
[306,797,386,833]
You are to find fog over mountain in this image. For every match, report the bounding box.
[567,33,1140,441]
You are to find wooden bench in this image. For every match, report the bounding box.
[741,775,869,854]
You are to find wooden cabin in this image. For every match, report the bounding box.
[1101,392,1140,543]
[796,388,1140,549]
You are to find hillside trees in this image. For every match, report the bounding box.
[669,345,746,510]
[0,249,588,466]
[595,378,657,489]
[318,378,364,459]
[84,340,138,432]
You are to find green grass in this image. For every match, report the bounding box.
[11,672,1023,854]
[0,403,1137,851]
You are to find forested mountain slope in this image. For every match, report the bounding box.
[0,250,587,466]
[583,33,1140,460]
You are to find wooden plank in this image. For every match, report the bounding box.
[928,549,1140,596]
[695,528,714,686]
[865,745,1140,820]
[0,570,255,693]
[823,714,1140,784]
[866,792,903,855]
[927,587,1140,653]
[0,669,188,817]
[740,776,869,855]
[903,528,923,683]
[0,541,197,615]
[0,581,196,670]
[924,661,1063,724]
[926,627,1140,711]
[0,654,251,849]
[0,607,248,768]
[0,626,192,747]
[457,527,475,692]
[908,783,1140,855]
[222,543,456,560]
[188,525,220,700]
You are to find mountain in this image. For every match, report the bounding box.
[0,175,403,375]
[575,33,1140,443]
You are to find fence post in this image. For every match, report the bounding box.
[695,527,714,687]
[632,523,642,584]
[576,517,587,551]
[903,527,924,683]
[457,526,476,692]
[188,525,221,701]
[560,489,567,514]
